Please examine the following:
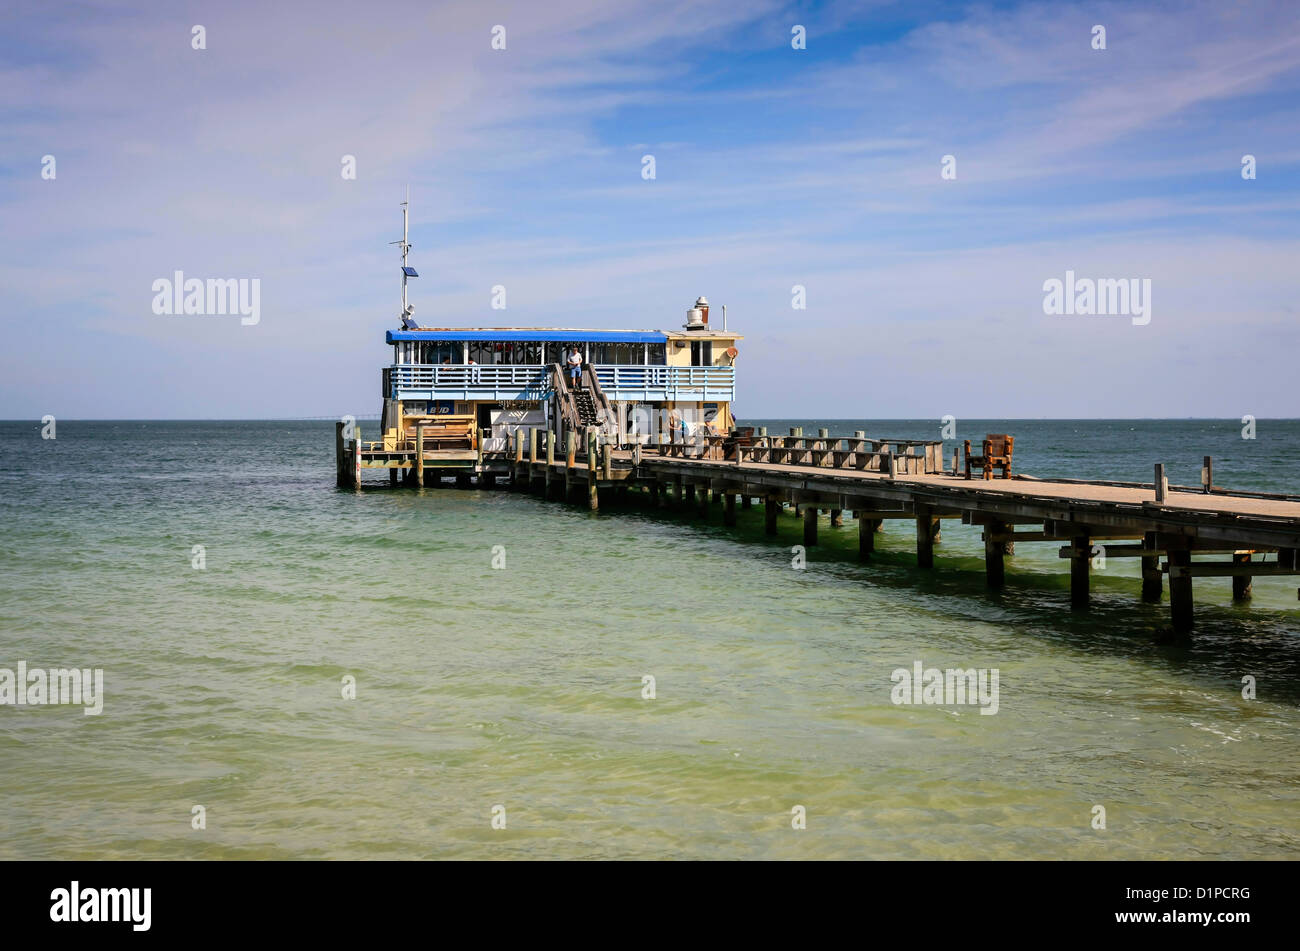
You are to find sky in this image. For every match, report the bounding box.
[1,0,1298,419]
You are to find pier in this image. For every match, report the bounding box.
[338,423,1300,637]
[341,235,1298,639]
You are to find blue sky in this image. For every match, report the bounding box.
[2,0,1298,418]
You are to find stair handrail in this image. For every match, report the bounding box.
[550,362,584,435]
[581,363,617,441]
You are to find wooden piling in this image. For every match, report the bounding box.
[1070,534,1090,608]
[1232,551,1253,601]
[513,429,524,488]
[830,509,843,528]
[803,506,818,546]
[545,431,555,498]
[858,513,878,560]
[765,497,779,535]
[1141,531,1162,602]
[985,518,1006,588]
[335,422,347,487]
[415,424,425,487]
[696,482,709,519]
[724,493,737,526]
[352,425,362,489]
[915,504,937,568]
[587,434,599,511]
[528,428,539,491]
[1167,541,1194,634]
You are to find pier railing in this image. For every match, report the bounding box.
[658,433,944,474]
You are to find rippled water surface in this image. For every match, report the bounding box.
[1,420,1298,859]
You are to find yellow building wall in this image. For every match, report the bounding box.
[665,337,737,366]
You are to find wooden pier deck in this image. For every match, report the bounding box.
[339,424,1300,637]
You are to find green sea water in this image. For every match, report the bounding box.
[1,419,1298,860]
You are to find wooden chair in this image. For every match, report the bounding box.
[723,427,755,460]
[964,434,1013,480]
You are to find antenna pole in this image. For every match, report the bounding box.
[401,187,410,315]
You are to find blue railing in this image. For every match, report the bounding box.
[387,364,735,403]
[386,365,551,401]
[592,365,735,402]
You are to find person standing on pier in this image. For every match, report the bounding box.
[568,348,583,389]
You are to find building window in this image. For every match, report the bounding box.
[690,340,713,366]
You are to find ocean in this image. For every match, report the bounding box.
[1,419,1297,859]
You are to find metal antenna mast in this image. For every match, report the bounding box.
[389,186,417,327]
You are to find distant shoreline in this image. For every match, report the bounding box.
[3,417,1298,424]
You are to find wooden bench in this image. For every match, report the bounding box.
[964,434,1014,480]
[404,414,476,450]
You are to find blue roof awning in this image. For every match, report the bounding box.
[385,329,668,344]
